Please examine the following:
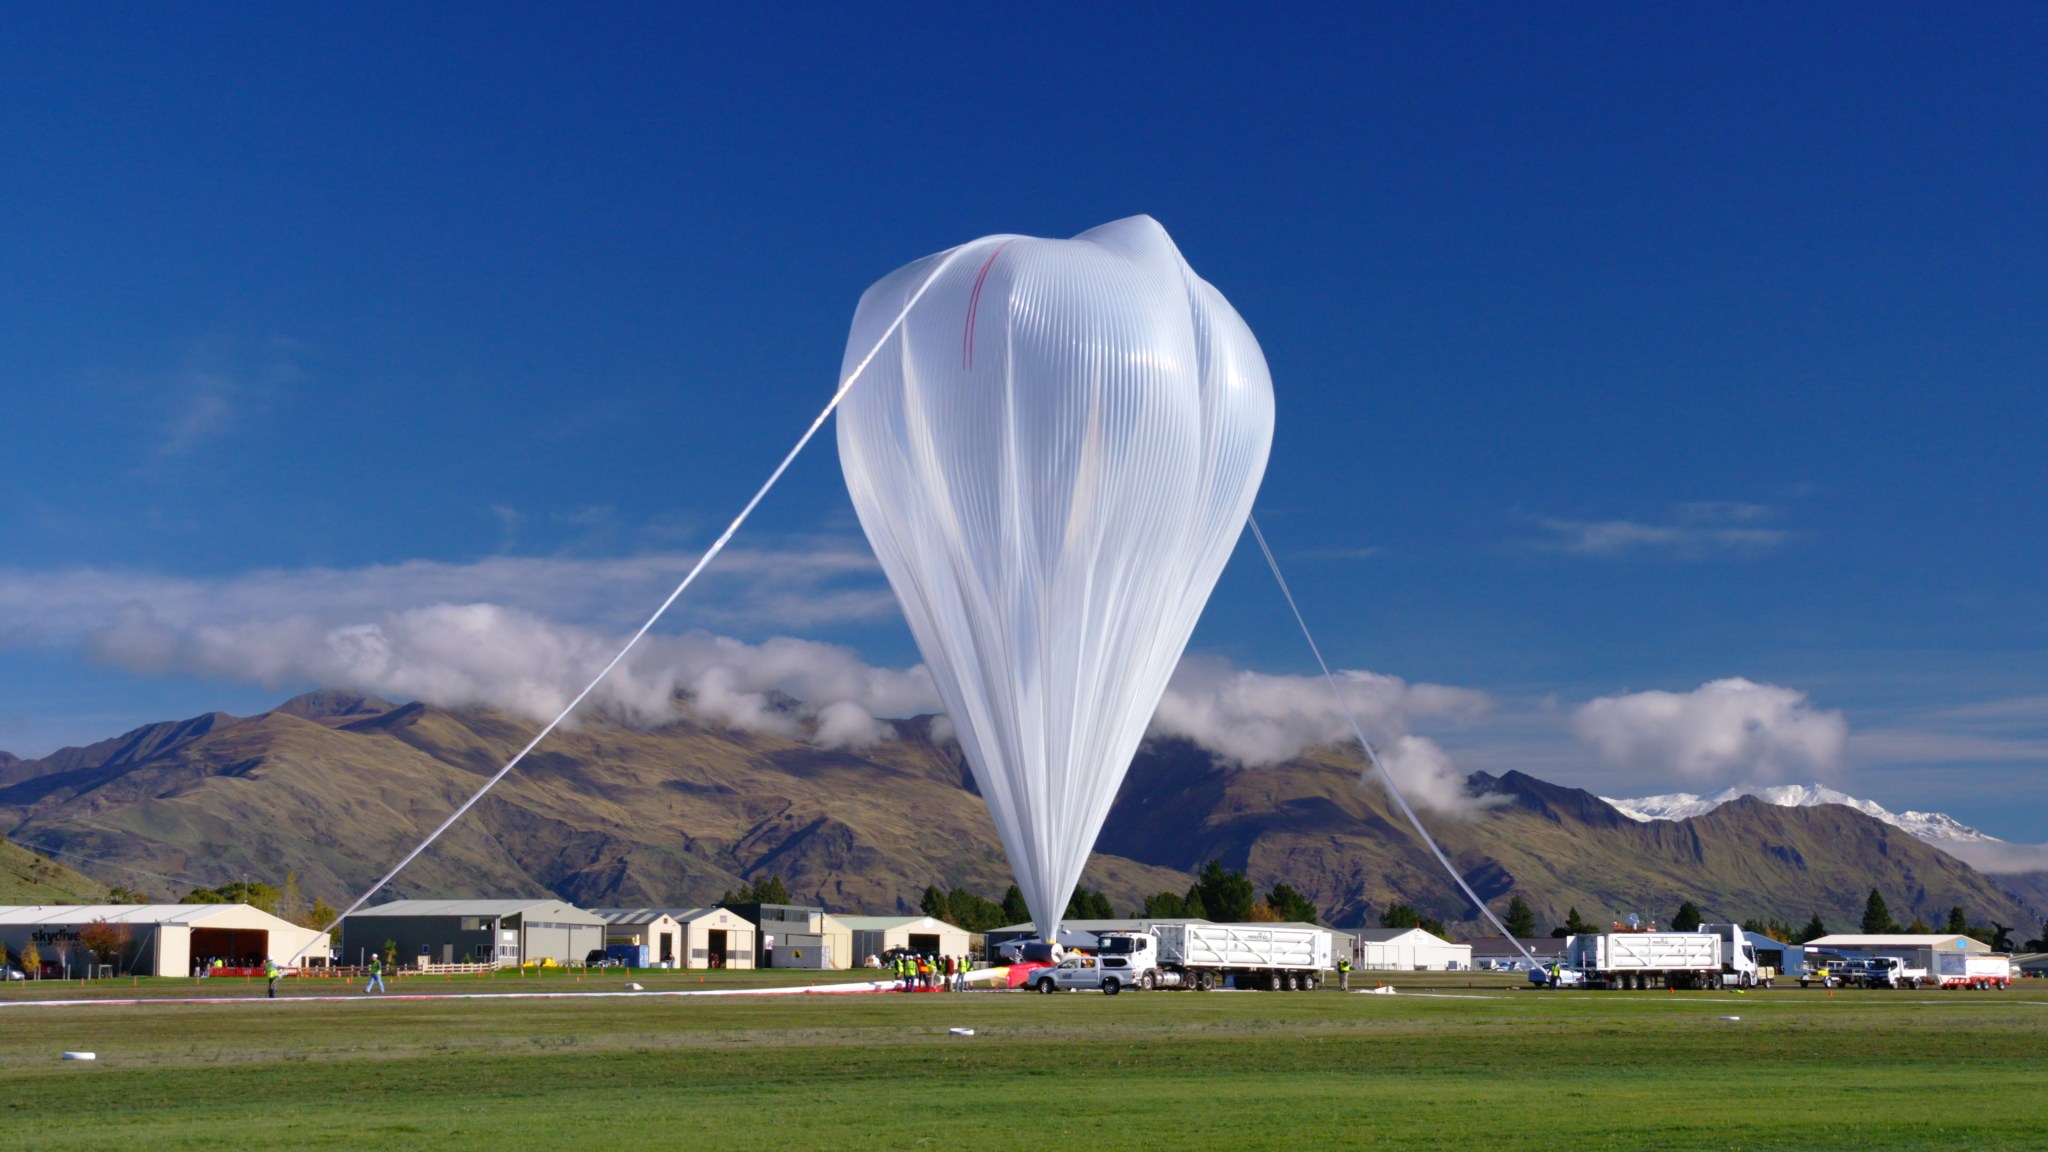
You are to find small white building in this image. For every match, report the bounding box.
[0,903,331,976]
[837,914,971,964]
[591,906,757,969]
[1353,927,1472,970]
[820,913,854,970]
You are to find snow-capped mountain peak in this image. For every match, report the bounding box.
[1600,782,1997,843]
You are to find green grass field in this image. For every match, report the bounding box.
[3,972,2044,1150]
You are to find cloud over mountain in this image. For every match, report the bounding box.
[24,555,1492,774]
[1573,677,1848,784]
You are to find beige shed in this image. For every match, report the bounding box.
[591,906,757,969]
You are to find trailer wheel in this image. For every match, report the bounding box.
[1196,972,1215,992]
[1036,977,1056,994]
[1303,974,1318,991]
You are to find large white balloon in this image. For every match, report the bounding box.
[837,216,1274,939]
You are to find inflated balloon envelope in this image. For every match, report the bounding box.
[837,216,1274,941]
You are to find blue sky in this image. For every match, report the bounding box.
[3,6,2044,838]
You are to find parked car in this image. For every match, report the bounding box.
[2,967,24,981]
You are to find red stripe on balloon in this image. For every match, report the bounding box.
[963,239,1016,370]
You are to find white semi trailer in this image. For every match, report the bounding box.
[1031,923,1333,993]
[1932,953,2012,989]
[1557,924,1760,989]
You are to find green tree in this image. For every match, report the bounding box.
[1946,905,1969,935]
[1860,888,1897,934]
[306,898,340,933]
[919,885,948,919]
[1904,916,1932,934]
[1554,907,1594,937]
[1796,913,1828,944]
[1000,885,1030,925]
[1380,903,1447,937]
[720,876,792,905]
[1180,884,1208,920]
[2025,919,2047,952]
[1264,884,1319,925]
[1140,891,1186,919]
[1064,888,1113,920]
[943,889,1006,933]
[185,880,282,914]
[1503,895,1537,937]
[1671,900,1703,932]
[1194,860,1254,922]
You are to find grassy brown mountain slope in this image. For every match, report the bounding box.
[1098,749,2039,932]
[2,693,2035,932]
[0,837,108,903]
[0,694,1190,915]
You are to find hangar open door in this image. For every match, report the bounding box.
[706,929,728,968]
[909,933,940,954]
[191,927,268,967]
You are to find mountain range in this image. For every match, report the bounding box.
[1605,783,1996,844]
[1,690,2039,935]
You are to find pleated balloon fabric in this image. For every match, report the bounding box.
[837,216,1274,939]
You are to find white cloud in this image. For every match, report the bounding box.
[6,554,1506,786]
[1932,839,2048,875]
[1374,735,1505,819]
[1151,656,1492,766]
[1535,503,1791,559]
[1150,656,1496,815]
[83,601,938,744]
[1572,677,1848,784]
[0,545,896,642]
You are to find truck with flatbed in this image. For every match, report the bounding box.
[1552,923,1760,989]
[1027,922,1333,993]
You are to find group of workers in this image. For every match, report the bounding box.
[890,952,972,992]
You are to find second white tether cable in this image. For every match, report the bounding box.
[1247,514,1541,965]
[290,243,973,963]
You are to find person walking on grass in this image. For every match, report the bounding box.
[265,957,281,998]
[1338,956,1352,991]
[364,953,386,994]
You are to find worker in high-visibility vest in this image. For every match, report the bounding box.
[1337,957,1353,991]
[265,957,281,998]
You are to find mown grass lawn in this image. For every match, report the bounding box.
[3,982,2043,1150]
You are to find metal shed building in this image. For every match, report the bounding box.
[724,903,833,968]
[0,903,330,977]
[340,899,606,967]
[591,906,757,969]
[1803,933,1989,975]
[1353,927,1472,970]
[837,914,971,964]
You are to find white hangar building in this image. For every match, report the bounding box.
[0,903,331,977]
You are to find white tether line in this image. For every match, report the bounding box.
[1247,515,1541,966]
[288,243,973,964]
